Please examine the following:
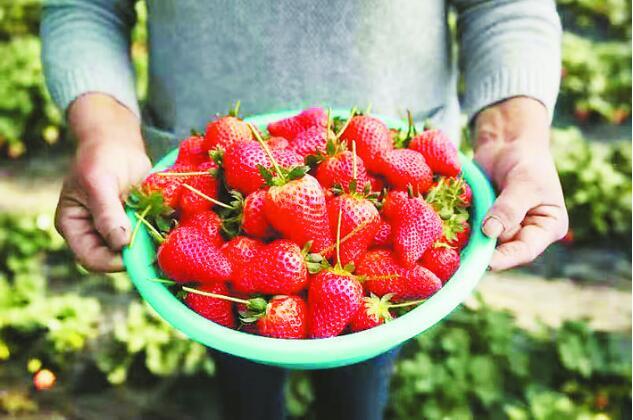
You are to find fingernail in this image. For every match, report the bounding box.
[482,217,503,239]
[107,226,130,250]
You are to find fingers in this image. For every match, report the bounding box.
[83,172,131,250]
[482,181,540,239]
[55,188,124,272]
[488,210,567,271]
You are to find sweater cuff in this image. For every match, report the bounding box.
[462,64,560,123]
[46,66,140,119]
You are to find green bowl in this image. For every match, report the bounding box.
[123,110,496,370]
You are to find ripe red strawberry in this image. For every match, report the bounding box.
[179,162,220,216]
[157,226,231,283]
[373,220,392,247]
[382,190,409,221]
[391,196,443,267]
[267,107,327,140]
[185,281,236,328]
[141,164,195,209]
[327,194,380,266]
[222,237,263,295]
[289,125,328,158]
[350,294,394,332]
[339,115,393,173]
[367,174,385,192]
[316,150,370,193]
[203,113,253,151]
[264,174,334,253]
[460,181,472,207]
[442,221,471,250]
[176,135,208,165]
[267,136,289,149]
[356,249,442,301]
[253,295,308,339]
[379,149,433,194]
[420,245,460,283]
[141,172,183,209]
[242,189,275,239]
[224,141,303,195]
[236,240,308,295]
[409,129,461,176]
[180,210,224,247]
[308,270,363,338]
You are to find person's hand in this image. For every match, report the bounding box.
[473,97,568,271]
[55,94,151,272]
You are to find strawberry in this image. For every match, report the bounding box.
[223,141,303,195]
[426,176,472,218]
[391,196,443,267]
[409,129,461,176]
[185,281,236,328]
[267,136,289,149]
[176,135,208,165]
[382,190,409,221]
[264,173,334,253]
[350,294,394,332]
[141,165,195,209]
[367,174,385,192]
[157,226,231,284]
[442,221,471,250]
[460,181,472,207]
[180,210,224,247]
[316,150,370,193]
[235,240,308,295]
[179,162,220,216]
[379,149,433,194]
[221,236,263,278]
[249,295,308,339]
[242,189,275,239]
[339,115,393,173]
[373,220,392,247]
[289,125,329,159]
[267,107,327,140]
[327,194,380,266]
[420,245,460,283]
[356,249,442,301]
[203,104,253,151]
[308,270,363,338]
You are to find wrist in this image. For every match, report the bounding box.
[69,93,144,151]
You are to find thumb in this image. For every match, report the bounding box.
[85,174,131,250]
[482,181,539,239]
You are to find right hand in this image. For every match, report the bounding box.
[55,94,151,272]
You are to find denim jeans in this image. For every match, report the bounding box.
[212,346,401,420]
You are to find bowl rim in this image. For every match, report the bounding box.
[122,109,496,369]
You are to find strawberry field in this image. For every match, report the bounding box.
[0,1,631,418]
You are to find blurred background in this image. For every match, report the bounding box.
[0,1,631,419]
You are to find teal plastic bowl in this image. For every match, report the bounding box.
[123,110,496,370]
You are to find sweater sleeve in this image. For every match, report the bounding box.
[452,0,562,121]
[40,0,140,118]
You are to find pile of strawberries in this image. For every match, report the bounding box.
[129,105,472,340]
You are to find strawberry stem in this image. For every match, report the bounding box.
[130,204,152,247]
[351,140,358,181]
[361,273,400,281]
[182,286,251,305]
[150,277,177,286]
[365,103,373,115]
[388,298,426,309]
[182,183,233,209]
[334,107,357,140]
[335,207,343,268]
[229,100,241,118]
[248,122,283,178]
[133,210,165,243]
[319,219,371,256]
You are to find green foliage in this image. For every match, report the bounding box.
[560,32,632,124]
[384,301,631,420]
[95,301,214,384]
[552,127,632,241]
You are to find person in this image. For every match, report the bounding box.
[41,1,569,419]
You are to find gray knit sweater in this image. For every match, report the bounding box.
[41,0,562,159]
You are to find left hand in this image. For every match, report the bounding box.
[473,97,568,271]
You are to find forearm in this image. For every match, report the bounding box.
[41,0,139,118]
